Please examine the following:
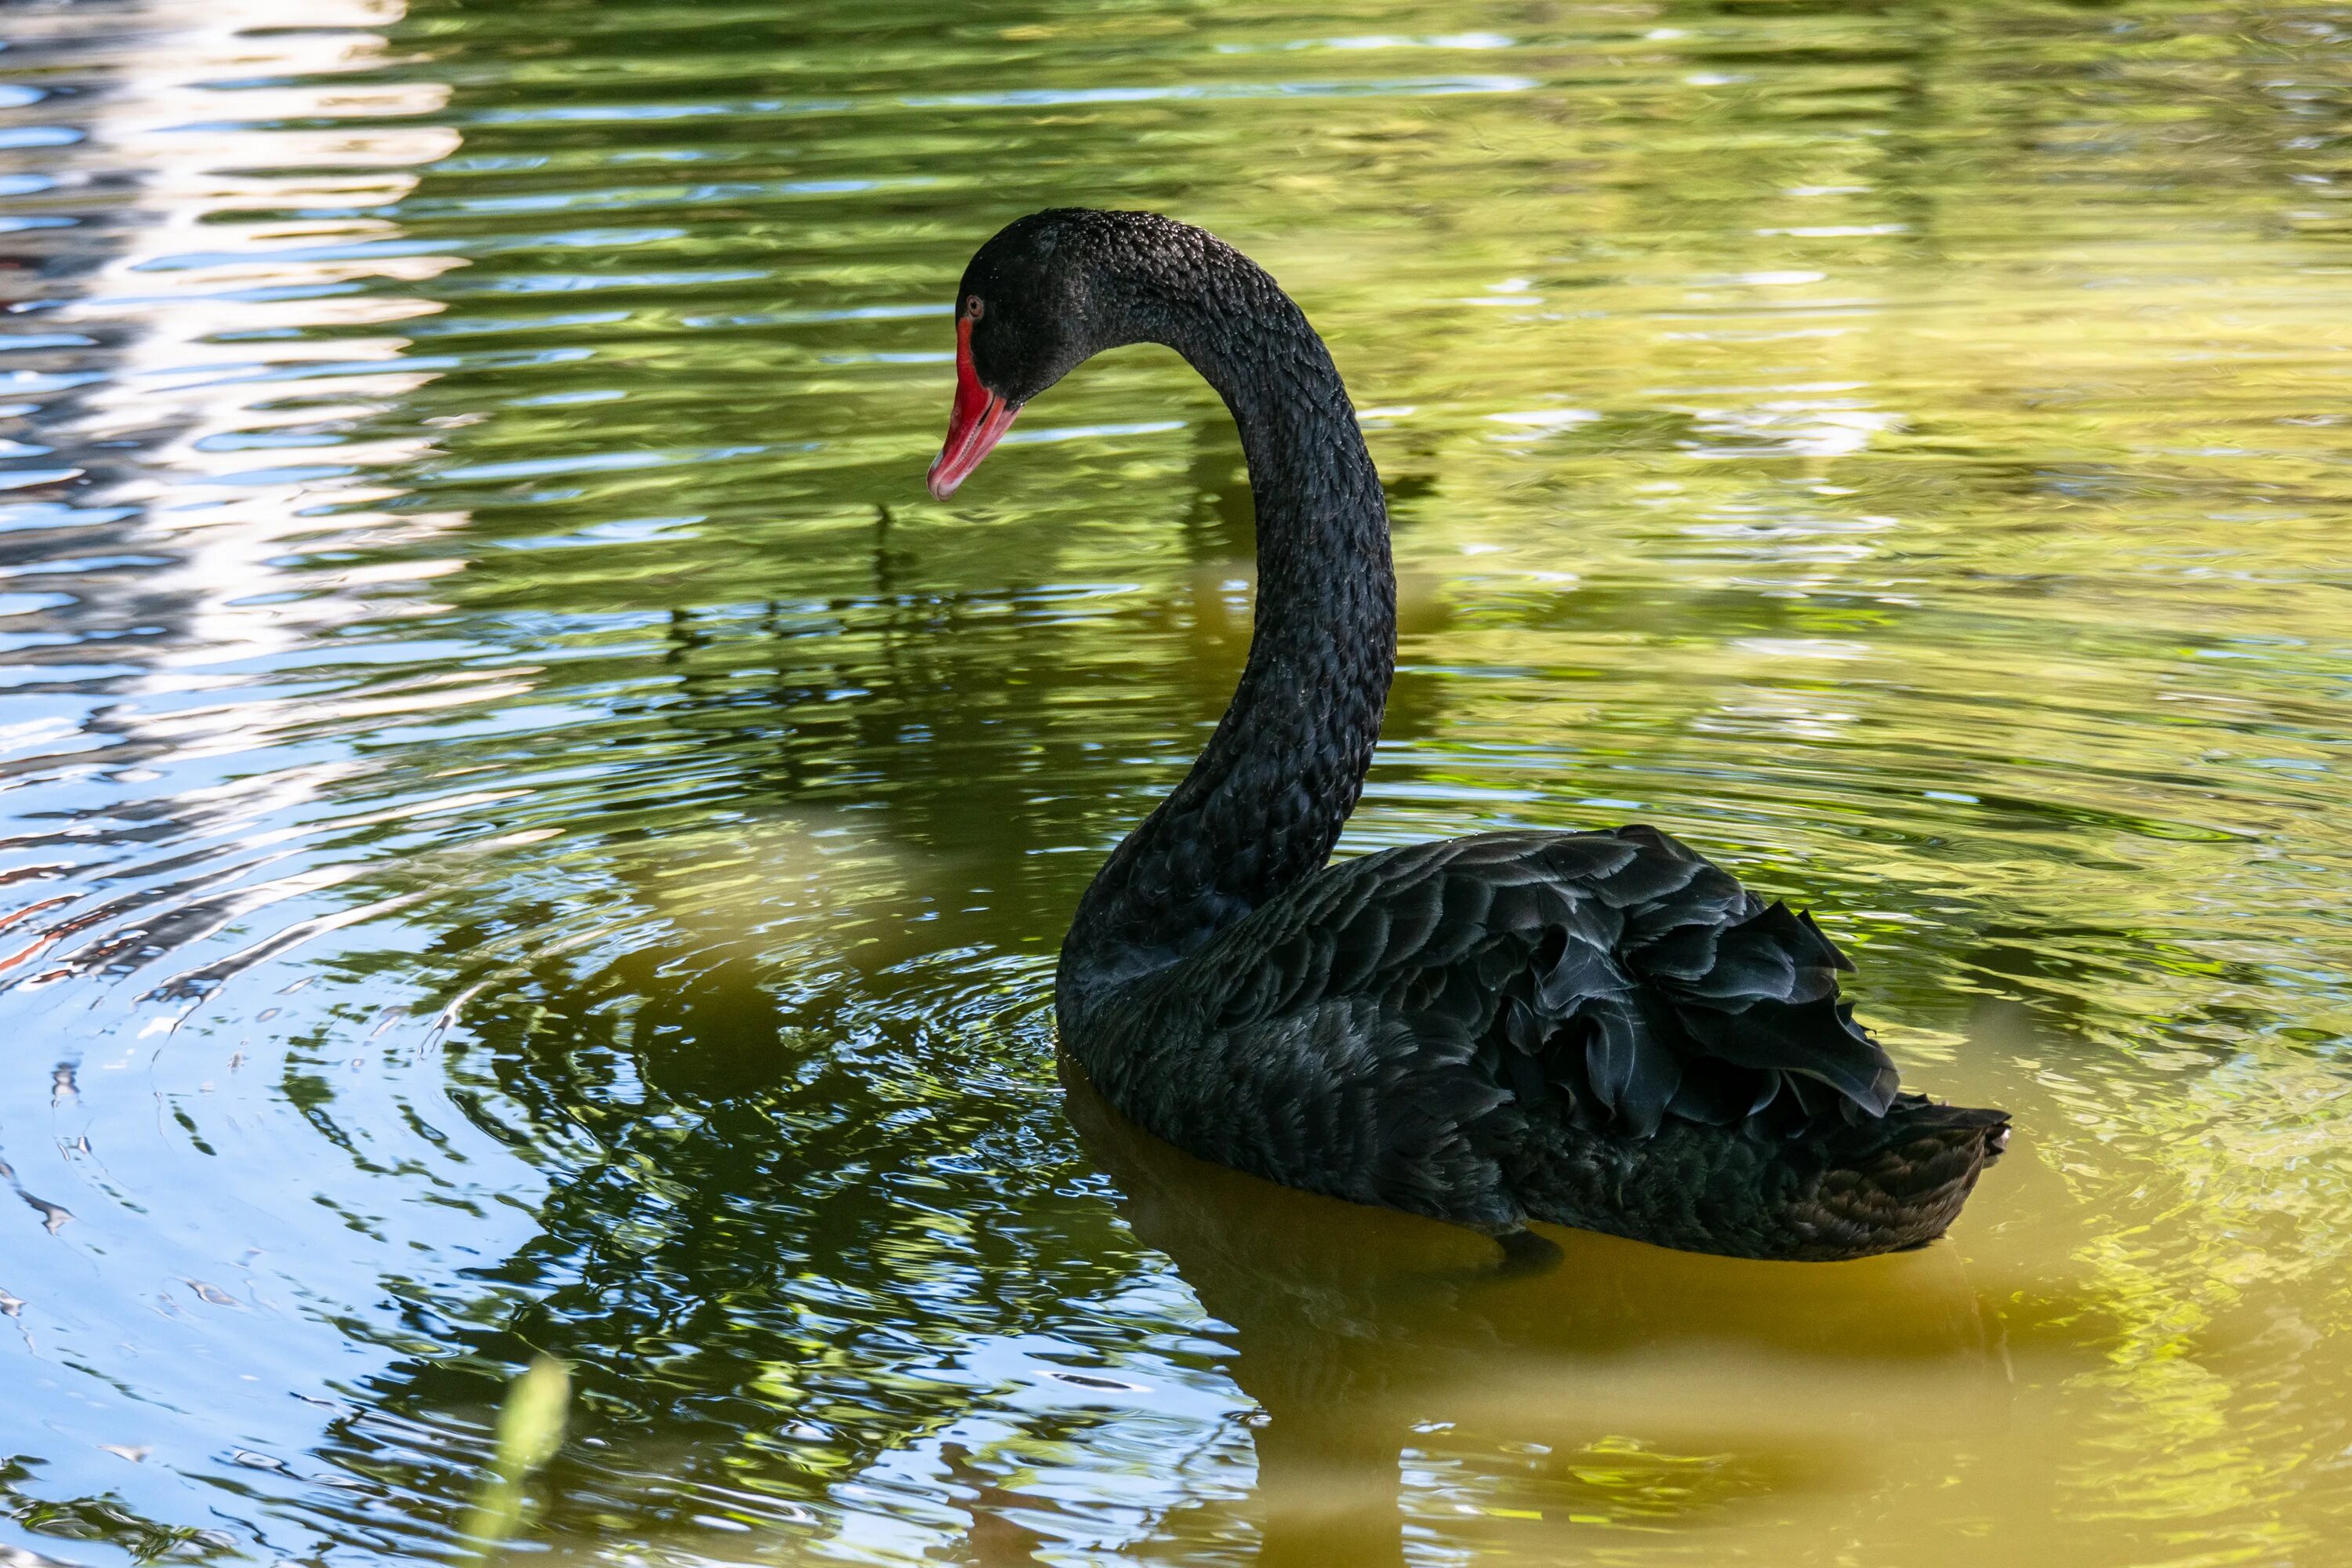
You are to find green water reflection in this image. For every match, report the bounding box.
[1,1,2349,1564]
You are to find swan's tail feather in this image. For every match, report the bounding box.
[1514,1094,2012,1260]
[1802,1096,2013,1255]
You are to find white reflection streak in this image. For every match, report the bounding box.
[9,0,486,996]
[1690,399,1904,459]
[63,0,464,677]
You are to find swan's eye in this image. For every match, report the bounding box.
[964,296,985,321]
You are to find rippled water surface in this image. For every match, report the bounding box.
[4,1,2351,1563]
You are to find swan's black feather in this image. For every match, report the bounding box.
[1075,824,2005,1259]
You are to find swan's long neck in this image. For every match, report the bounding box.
[1059,252,1394,1004]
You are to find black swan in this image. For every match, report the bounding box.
[927,209,2009,1261]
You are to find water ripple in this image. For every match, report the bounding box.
[2,0,2350,1563]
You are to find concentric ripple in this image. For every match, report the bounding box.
[2,2,2350,1565]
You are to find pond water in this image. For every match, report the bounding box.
[3,1,2351,1563]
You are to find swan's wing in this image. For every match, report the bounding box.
[1142,993,1526,1230]
[1189,826,1898,1139]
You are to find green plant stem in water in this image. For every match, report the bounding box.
[456,1357,571,1562]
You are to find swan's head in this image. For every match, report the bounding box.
[928,209,1185,500]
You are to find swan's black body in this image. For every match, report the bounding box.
[935,209,2008,1261]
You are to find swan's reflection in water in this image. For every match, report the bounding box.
[1063,1060,2006,1564]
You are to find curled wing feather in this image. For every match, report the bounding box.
[1191,826,1898,1141]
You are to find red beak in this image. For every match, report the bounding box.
[927,316,1020,499]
